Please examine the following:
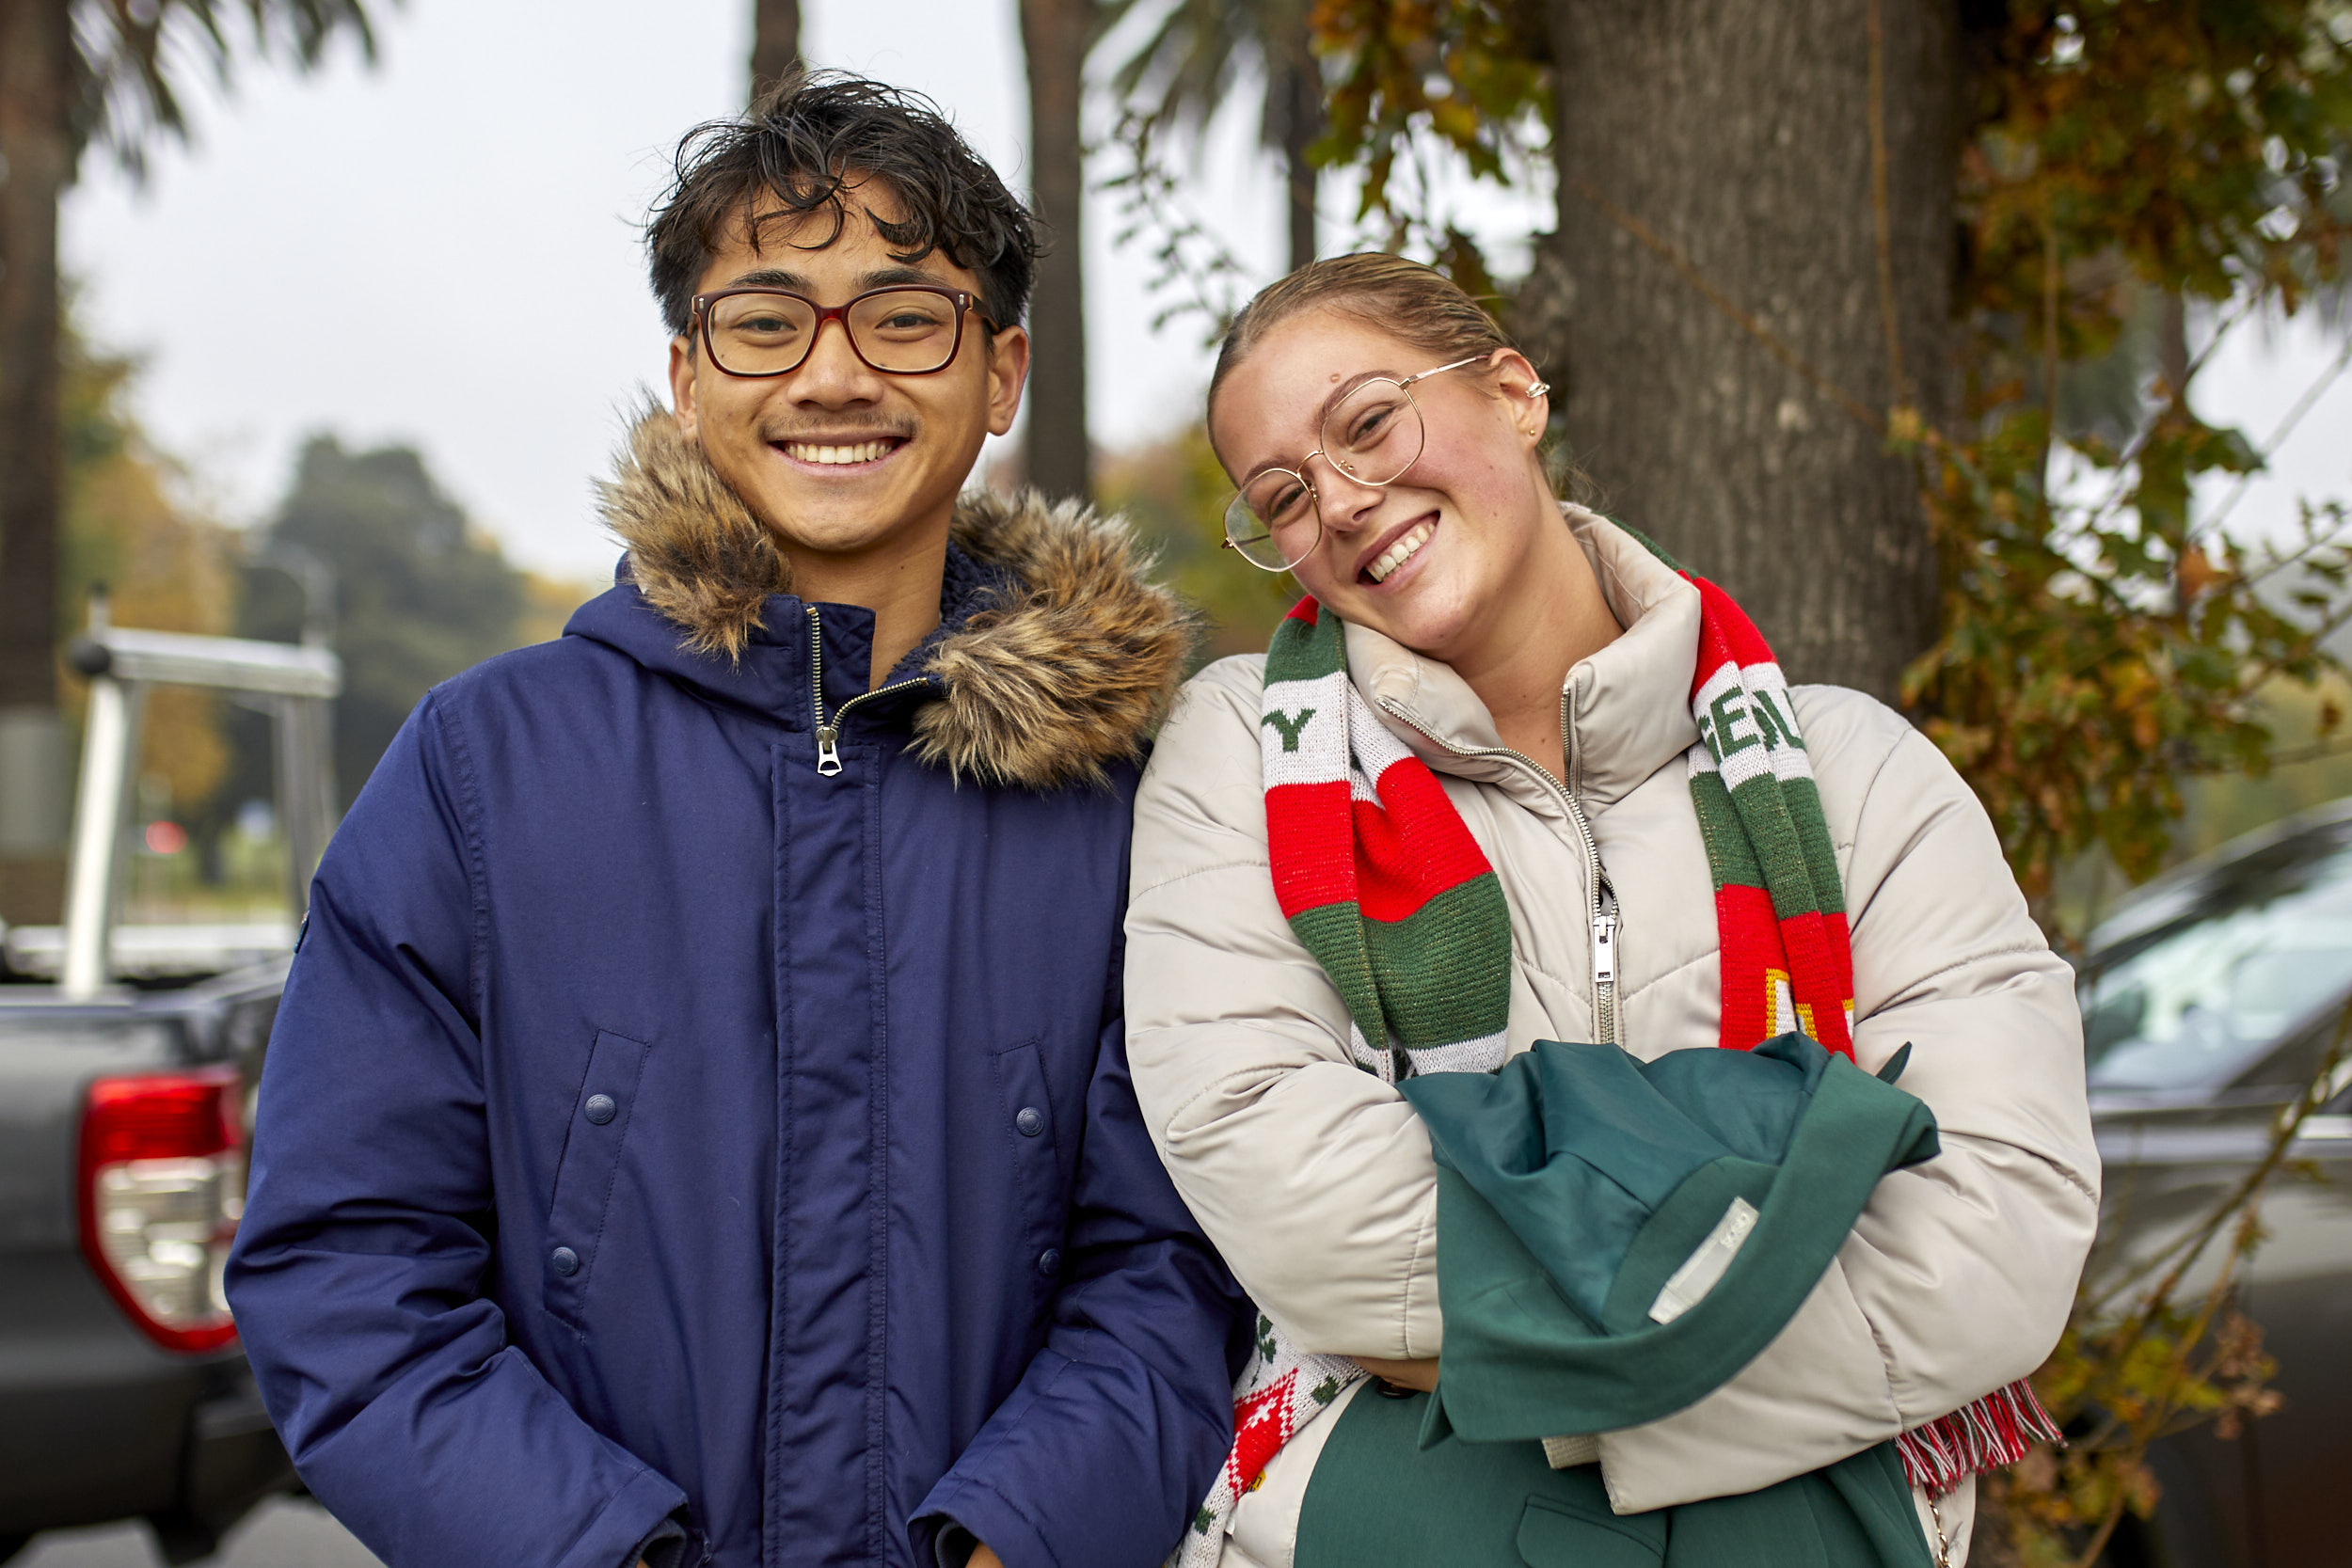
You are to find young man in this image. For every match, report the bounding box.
[227,73,1239,1568]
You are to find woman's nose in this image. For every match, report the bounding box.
[1307,452,1384,533]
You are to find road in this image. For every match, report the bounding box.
[17,1499,381,1568]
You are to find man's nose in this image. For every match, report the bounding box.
[788,316,883,404]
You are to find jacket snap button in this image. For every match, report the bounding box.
[1015,1106,1044,1137]
[583,1094,617,1125]
[550,1246,580,1276]
[1035,1248,1061,1277]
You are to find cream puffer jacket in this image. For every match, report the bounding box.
[1125,511,2098,1560]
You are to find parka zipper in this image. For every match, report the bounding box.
[805,605,928,778]
[1375,688,1620,1047]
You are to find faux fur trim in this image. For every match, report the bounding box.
[596,406,1196,790]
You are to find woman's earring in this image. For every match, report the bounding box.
[1528,381,1551,398]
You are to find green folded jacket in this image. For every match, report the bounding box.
[1288,1034,1945,1568]
[1398,1032,1938,1444]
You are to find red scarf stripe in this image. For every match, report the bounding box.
[1684,574,1777,691]
[1714,883,1781,1051]
[1776,910,1855,1055]
[1264,781,1361,916]
[1350,768,1493,923]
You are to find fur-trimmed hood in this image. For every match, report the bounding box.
[592,409,1194,790]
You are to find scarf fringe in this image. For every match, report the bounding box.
[1894,1378,2063,1497]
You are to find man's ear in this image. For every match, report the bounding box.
[668,336,700,441]
[985,325,1031,438]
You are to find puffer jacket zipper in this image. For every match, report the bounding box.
[806,605,929,777]
[1375,687,1621,1046]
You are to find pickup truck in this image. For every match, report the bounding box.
[0,601,340,1565]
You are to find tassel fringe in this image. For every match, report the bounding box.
[1895,1378,2063,1496]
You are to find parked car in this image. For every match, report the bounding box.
[2079,800,2352,1568]
[0,603,339,1565]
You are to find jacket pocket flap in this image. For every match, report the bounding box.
[1516,1497,1663,1568]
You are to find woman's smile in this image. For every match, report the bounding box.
[1359,513,1438,585]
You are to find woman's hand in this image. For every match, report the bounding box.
[1353,1355,1439,1393]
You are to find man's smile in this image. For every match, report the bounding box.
[771,433,911,471]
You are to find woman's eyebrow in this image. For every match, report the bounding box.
[1240,369,1398,483]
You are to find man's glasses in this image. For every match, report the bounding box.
[690,285,996,378]
[1221,355,1498,572]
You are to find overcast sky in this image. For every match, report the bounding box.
[61,0,2350,584]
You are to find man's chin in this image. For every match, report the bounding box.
[750,487,940,559]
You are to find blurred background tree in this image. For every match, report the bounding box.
[48,310,570,911]
[1108,0,1325,275]
[1020,0,1107,503]
[232,436,529,818]
[750,0,801,96]
[0,0,383,924]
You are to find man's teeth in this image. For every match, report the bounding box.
[784,439,896,466]
[1366,521,1436,583]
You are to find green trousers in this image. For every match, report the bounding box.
[1294,1387,1935,1568]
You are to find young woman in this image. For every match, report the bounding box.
[1123,255,2097,1568]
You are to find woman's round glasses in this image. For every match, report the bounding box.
[1221,355,1490,572]
[691,285,996,378]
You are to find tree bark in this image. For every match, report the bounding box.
[1264,11,1320,275]
[1019,0,1091,503]
[1523,0,1960,701]
[749,0,802,101]
[0,0,70,713]
[0,0,75,914]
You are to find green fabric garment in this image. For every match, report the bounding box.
[1399,1033,1939,1443]
[1295,1386,1934,1568]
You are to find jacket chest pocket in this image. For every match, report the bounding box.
[990,1037,1069,1295]
[544,1028,654,1330]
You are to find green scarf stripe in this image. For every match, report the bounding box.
[1361,878,1516,1047]
[1286,902,1388,1045]
[1690,772,1763,893]
[1778,777,1846,917]
[1723,770,1824,920]
[1266,609,1341,685]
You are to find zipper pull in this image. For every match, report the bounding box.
[1592,909,1618,986]
[816,725,842,776]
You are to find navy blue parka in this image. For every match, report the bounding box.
[226,420,1241,1568]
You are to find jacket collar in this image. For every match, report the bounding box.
[1343,507,1701,814]
[567,406,1195,789]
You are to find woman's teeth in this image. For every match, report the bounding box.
[786,439,896,466]
[1366,521,1436,583]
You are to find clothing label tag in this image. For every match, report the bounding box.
[1647,1196,1760,1324]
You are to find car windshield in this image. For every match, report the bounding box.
[2081,820,2352,1090]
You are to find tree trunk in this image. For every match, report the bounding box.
[0,0,75,920]
[749,0,801,101]
[1265,12,1320,275]
[1019,0,1091,503]
[1524,0,1959,701]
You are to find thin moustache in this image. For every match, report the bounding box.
[765,425,916,445]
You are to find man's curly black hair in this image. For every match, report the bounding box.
[646,70,1041,341]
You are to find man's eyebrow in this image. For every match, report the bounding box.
[713,264,964,298]
[859,264,961,292]
[1239,369,1396,483]
[723,266,810,292]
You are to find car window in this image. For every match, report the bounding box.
[2082,828,2352,1090]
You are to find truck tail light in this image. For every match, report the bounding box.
[78,1066,246,1354]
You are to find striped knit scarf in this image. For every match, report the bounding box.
[1175,556,2057,1567]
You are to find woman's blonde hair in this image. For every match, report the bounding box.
[1208,253,1519,406]
[1208,252,1591,500]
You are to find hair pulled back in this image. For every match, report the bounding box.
[1209,253,1520,410]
